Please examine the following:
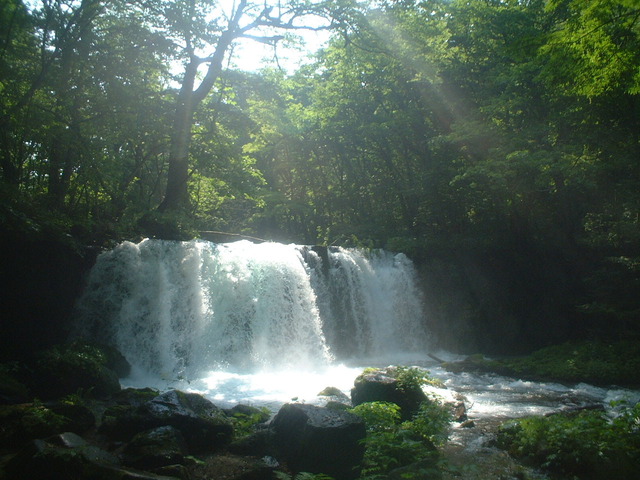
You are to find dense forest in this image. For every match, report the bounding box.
[1,0,639,354]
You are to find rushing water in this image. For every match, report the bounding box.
[73,239,429,405]
[73,239,639,416]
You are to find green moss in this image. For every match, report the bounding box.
[0,402,69,446]
[317,386,343,396]
[34,341,122,399]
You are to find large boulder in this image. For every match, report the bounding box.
[351,367,427,420]
[100,390,233,453]
[4,431,179,480]
[30,341,123,399]
[121,425,188,470]
[272,403,366,480]
[0,401,95,447]
[141,390,233,452]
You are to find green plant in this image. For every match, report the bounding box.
[230,406,271,439]
[19,400,68,438]
[497,401,640,479]
[350,399,451,477]
[351,401,401,433]
[405,397,452,447]
[390,366,445,390]
[500,341,640,386]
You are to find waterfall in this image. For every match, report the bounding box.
[73,239,429,380]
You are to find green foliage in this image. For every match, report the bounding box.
[40,341,109,372]
[393,366,445,391]
[406,399,453,447]
[544,0,640,97]
[500,340,640,386]
[34,341,121,398]
[351,401,402,432]
[228,406,271,439]
[350,397,451,477]
[446,341,640,386]
[497,402,640,479]
[19,400,68,436]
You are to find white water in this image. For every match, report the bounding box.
[74,239,639,416]
[74,239,429,406]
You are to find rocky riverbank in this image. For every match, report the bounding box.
[3,340,639,480]
[0,342,450,480]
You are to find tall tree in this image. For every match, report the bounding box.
[157,0,357,212]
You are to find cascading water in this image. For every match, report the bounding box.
[72,236,640,446]
[73,239,429,389]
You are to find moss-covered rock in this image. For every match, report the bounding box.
[0,403,67,447]
[30,341,123,399]
[4,432,181,480]
[100,390,233,453]
[121,426,188,470]
[351,367,428,420]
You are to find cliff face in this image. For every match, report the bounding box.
[416,246,584,355]
[0,230,98,361]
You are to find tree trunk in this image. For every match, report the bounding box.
[158,1,246,212]
[158,60,198,212]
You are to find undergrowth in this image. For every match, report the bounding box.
[497,401,640,479]
[350,396,451,478]
[501,340,640,386]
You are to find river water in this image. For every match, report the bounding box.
[117,351,639,419]
[74,238,639,477]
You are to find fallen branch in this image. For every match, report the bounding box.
[199,231,267,243]
[428,352,446,364]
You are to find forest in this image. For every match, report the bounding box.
[1,0,639,350]
[1,1,640,479]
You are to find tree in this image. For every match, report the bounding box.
[157,0,357,212]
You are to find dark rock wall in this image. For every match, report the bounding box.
[416,245,584,355]
[0,232,98,361]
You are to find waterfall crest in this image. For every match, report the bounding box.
[73,239,429,379]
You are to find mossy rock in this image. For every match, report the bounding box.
[351,367,428,420]
[101,390,234,453]
[141,390,233,453]
[113,387,160,407]
[0,402,88,447]
[121,425,188,470]
[30,341,123,399]
[4,432,180,480]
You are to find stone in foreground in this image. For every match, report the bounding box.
[272,403,366,480]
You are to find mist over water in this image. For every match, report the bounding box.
[74,239,429,382]
[73,239,639,415]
